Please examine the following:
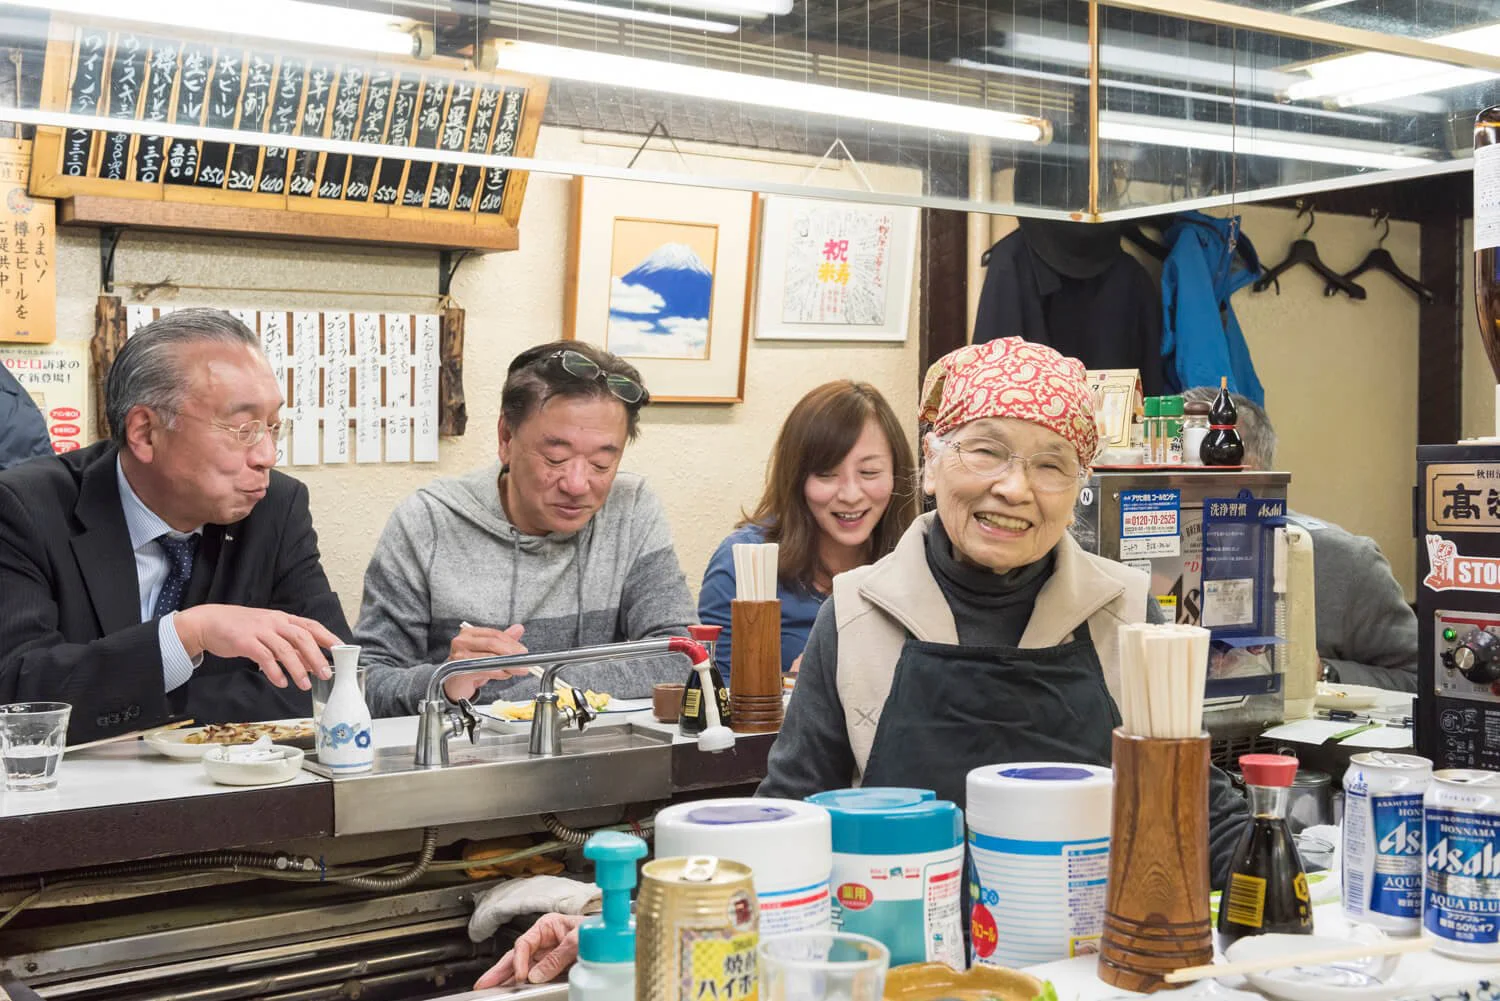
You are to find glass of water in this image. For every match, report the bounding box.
[759,932,889,1001]
[0,702,71,792]
[310,666,366,721]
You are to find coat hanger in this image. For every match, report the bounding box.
[1323,212,1434,304]
[1122,223,1168,261]
[1252,202,1366,299]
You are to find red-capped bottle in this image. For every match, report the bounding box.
[679,625,731,736]
[1216,754,1314,948]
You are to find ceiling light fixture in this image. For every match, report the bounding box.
[1286,22,1500,106]
[488,0,739,33]
[11,0,423,56]
[483,40,1051,142]
[1098,112,1434,170]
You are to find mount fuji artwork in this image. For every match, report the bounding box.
[606,219,719,360]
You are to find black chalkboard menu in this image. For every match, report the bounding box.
[134,38,179,184]
[164,43,210,185]
[288,61,337,198]
[35,24,543,250]
[226,52,275,191]
[100,33,144,181]
[257,56,305,195]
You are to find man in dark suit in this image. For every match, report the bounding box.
[0,308,350,743]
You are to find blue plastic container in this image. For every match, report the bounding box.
[806,788,965,969]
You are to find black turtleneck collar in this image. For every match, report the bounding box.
[924,515,1057,647]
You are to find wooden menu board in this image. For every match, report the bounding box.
[30,21,546,251]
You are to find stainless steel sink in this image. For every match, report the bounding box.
[303,724,675,835]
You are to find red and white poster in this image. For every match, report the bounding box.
[0,341,89,453]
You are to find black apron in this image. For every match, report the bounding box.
[862,619,1118,808]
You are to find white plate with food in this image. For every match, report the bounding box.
[147,719,317,760]
[1314,683,1382,711]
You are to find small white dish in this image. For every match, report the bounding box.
[1315,683,1382,710]
[146,728,214,760]
[1226,934,1410,1001]
[200,744,305,786]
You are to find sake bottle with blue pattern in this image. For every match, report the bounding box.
[317,644,374,773]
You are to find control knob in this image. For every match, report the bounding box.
[1452,628,1500,684]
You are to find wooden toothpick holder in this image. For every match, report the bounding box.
[1097,728,1214,993]
[729,599,782,733]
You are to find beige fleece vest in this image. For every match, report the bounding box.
[831,513,1150,781]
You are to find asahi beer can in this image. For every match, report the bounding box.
[637,855,760,1001]
[1424,769,1500,959]
[1342,752,1431,933]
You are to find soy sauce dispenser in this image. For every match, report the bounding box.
[1216,754,1313,949]
[680,625,732,736]
[1200,377,1246,467]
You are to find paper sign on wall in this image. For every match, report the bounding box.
[1120,489,1181,559]
[0,139,56,343]
[0,341,89,452]
[126,305,440,466]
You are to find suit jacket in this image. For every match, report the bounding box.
[0,441,352,742]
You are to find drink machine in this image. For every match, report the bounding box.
[1415,444,1500,769]
[1072,469,1319,741]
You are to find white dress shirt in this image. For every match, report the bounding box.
[115,459,203,693]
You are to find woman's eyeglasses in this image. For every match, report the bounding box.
[550,350,646,405]
[947,439,1085,493]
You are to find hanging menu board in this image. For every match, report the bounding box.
[32,20,545,251]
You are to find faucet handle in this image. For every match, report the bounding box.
[455,699,481,743]
[569,687,596,732]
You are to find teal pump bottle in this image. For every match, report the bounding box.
[569,831,649,1001]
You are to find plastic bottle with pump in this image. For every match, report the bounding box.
[569,831,649,1001]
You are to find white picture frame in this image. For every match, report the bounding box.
[753,194,918,342]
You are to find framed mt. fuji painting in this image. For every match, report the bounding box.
[565,176,757,404]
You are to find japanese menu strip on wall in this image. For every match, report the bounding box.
[57,27,529,216]
[124,305,441,465]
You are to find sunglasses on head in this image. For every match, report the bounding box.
[546,349,646,405]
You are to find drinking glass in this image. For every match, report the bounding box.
[0,702,71,792]
[759,932,889,1001]
[310,665,366,722]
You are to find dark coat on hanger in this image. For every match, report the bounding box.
[973,225,1165,396]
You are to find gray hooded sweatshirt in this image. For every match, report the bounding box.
[355,463,697,716]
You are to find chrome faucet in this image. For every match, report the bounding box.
[413,636,705,767]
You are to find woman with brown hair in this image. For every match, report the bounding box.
[697,380,918,680]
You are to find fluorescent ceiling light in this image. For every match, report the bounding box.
[494,0,738,33]
[486,40,1049,142]
[1286,22,1500,106]
[629,0,791,16]
[13,0,418,56]
[1098,112,1434,170]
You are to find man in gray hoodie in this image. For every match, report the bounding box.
[356,341,698,716]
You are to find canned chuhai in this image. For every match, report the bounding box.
[1342,752,1431,933]
[1424,769,1500,959]
[636,855,759,1001]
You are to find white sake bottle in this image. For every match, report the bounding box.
[316,644,374,773]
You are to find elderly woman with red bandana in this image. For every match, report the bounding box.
[759,337,1251,889]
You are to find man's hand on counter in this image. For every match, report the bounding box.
[173,605,339,690]
[443,624,532,701]
[475,912,586,989]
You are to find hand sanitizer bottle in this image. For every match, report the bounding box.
[569,832,648,1001]
[316,644,374,774]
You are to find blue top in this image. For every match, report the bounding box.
[806,788,964,856]
[697,523,827,680]
[578,831,648,966]
[1160,211,1265,405]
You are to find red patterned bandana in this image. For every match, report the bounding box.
[919,337,1099,466]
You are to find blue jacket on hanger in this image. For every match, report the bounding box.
[1161,211,1265,405]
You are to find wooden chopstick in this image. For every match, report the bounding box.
[68,719,196,752]
[1163,936,1429,984]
